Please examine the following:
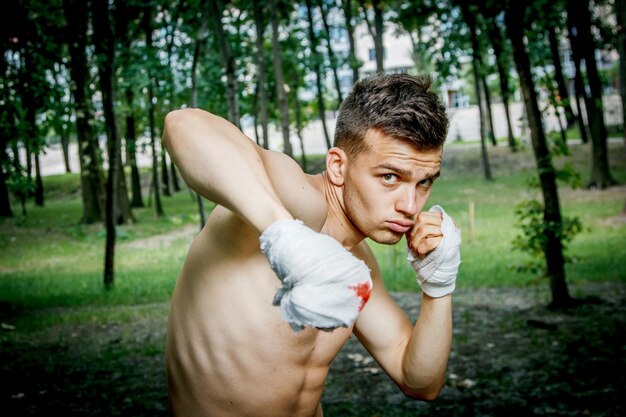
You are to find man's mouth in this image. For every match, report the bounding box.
[386,220,413,233]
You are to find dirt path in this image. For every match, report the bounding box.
[2,282,625,417]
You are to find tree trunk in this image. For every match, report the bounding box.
[268,0,293,157]
[190,13,208,230]
[547,26,576,128]
[318,0,344,107]
[343,0,359,85]
[615,0,626,144]
[572,55,590,144]
[209,0,240,128]
[252,0,270,150]
[63,0,105,224]
[0,135,12,217]
[359,0,384,72]
[486,16,517,152]
[34,152,43,206]
[143,8,164,218]
[124,88,144,208]
[506,2,573,309]
[567,0,615,188]
[373,0,384,72]
[294,86,307,173]
[305,0,332,150]
[481,73,497,146]
[462,3,492,180]
[92,0,122,288]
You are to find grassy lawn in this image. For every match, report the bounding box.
[1,141,625,316]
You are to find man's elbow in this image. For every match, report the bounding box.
[400,381,444,402]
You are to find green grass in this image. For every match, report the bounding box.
[1,142,625,312]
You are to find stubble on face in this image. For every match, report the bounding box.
[341,131,442,245]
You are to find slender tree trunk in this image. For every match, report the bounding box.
[0,135,12,217]
[373,0,384,72]
[343,0,359,85]
[209,0,240,128]
[359,0,384,72]
[64,0,105,223]
[294,86,307,173]
[567,0,614,188]
[268,0,293,156]
[318,0,343,107]
[572,56,590,144]
[190,14,207,230]
[305,0,332,150]
[547,26,576,128]
[92,0,123,288]
[252,0,270,150]
[481,73,497,146]
[34,153,43,206]
[615,0,626,144]
[125,88,144,208]
[506,2,572,309]
[143,8,164,218]
[462,4,492,179]
[473,62,493,181]
[486,16,516,151]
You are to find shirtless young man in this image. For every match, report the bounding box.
[163,73,460,417]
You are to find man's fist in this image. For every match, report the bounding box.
[407,206,461,298]
[260,219,372,331]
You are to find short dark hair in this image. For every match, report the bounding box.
[333,73,449,157]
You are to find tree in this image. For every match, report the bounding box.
[267,0,294,157]
[342,0,360,85]
[305,0,332,150]
[505,0,573,309]
[567,0,615,188]
[63,0,106,224]
[359,0,385,72]
[318,0,344,107]
[616,0,626,144]
[92,0,123,289]
[252,0,270,150]
[458,1,493,180]
[483,10,517,151]
[209,0,241,128]
[142,6,165,218]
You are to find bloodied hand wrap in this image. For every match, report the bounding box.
[260,219,372,331]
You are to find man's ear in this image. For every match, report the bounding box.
[326,147,348,186]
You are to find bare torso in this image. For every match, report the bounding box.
[166,173,352,417]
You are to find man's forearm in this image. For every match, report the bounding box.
[163,108,291,232]
[401,293,452,399]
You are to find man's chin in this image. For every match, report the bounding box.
[368,231,404,245]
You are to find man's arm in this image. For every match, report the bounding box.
[163,108,293,233]
[353,242,452,401]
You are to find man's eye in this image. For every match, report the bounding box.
[418,178,434,187]
[381,174,399,185]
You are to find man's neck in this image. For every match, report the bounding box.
[320,171,366,251]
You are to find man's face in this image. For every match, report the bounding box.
[342,130,442,245]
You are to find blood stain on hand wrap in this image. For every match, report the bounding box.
[259,219,372,331]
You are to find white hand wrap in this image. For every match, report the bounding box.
[260,219,372,331]
[407,205,461,298]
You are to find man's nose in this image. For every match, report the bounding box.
[395,187,419,217]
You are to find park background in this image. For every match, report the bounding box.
[1,0,626,416]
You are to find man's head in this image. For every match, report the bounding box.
[334,73,449,158]
[326,73,449,245]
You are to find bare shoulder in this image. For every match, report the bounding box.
[259,149,328,232]
[352,240,382,276]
